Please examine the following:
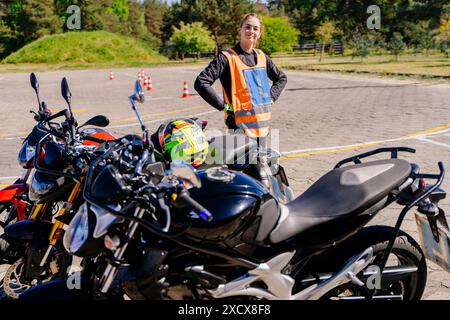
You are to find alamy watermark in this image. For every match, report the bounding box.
[193,128,281,166]
[366,265,381,290]
[367,5,381,30]
[66,5,81,30]
[66,265,82,290]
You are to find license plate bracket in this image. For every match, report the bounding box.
[415,210,450,273]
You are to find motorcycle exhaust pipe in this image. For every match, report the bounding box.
[301,265,418,286]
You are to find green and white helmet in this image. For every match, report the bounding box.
[157,119,209,168]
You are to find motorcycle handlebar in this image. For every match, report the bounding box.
[42,109,70,123]
[178,189,213,222]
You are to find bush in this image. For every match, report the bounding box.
[348,34,374,61]
[387,32,406,61]
[2,31,165,64]
[258,16,300,56]
[170,22,215,60]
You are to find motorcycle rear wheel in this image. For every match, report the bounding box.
[320,226,427,300]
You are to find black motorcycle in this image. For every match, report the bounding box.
[20,80,449,301]
[22,133,448,299]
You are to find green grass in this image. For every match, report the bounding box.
[273,53,450,80]
[1,31,167,67]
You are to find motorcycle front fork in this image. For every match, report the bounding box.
[99,207,145,294]
[19,168,32,184]
[38,179,83,268]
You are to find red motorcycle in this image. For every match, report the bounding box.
[0,73,116,230]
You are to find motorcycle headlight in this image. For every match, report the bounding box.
[90,204,119,238]
[63,202,90,255]
[63,203,116,257]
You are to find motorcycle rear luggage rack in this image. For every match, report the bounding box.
[334,147,416,169]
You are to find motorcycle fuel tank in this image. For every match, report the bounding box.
[180,167,270,242]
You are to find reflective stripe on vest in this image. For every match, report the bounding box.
[222,48,271,138]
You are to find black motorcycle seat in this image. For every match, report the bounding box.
[201,134,258,168]
[270,159,411,244]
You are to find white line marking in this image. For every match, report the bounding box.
[415,137,450,149]
[1,137,22,141]
[422,128,450,137]
[281,127,450,155]
[0,176,19,181]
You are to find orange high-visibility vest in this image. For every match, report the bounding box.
[222,48,272,138]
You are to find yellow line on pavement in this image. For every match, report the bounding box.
[0,131,27,138]
[280,122,450,160]
[72,108,87,113]
[0,184,10,188]
[400,123,450,138]
[280,142,381,160]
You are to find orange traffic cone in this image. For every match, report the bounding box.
[109,70,114,80]
[147,75,153,91]
[138,72,142,84]
[143,76,148,88]
[181,81,190,98]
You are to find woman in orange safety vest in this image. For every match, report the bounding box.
[194,13,287,142]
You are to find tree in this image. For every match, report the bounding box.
[81,0,123,33]
[314,20,337,62]
[195,0,255,54]
[435,17,450,57]
[403,21,436,55]
[124,1,148,39]
[387,32,406,61]
[162,0,254,55]
[170,22,215,60]
[348,34,373,62]
[111,0,128,22]
[13,0,62,44]
[436,18,450,39]
[143,0,167,39]
[258,16,299,55]
[161,0,202,45]
[0,2,11,57]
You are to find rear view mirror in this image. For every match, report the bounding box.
[30,73,39,94]
[61,77,72,105]
[79,115,110,129]
[132,80,145,104]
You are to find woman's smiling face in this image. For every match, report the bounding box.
[240,16,262,47]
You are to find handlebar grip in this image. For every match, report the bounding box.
[438,161,445,174]
[179,191,213,222]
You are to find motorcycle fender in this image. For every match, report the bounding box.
[2,219,52,242]
[0,183,27,202]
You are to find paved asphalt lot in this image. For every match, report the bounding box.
[0,65,449,299]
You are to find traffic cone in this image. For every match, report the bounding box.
[147,75,153,91]
[109,70,114,80]
[181,81,190,98]
[138,71,142,84]
[143,76,148,88]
